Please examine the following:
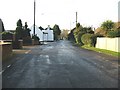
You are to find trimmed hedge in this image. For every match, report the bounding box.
[1,32,13,40]
[107,30,119,38]
[81,33,97,47]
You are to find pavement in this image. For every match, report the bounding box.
[2,40,118,88]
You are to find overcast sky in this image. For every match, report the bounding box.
[0,0,119,30]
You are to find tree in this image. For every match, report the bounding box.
[95,20,115,37]
[101,20,115,31]
[17,19,22,27]
[22,22,32,44]
[73,23,94,44]
[53,24,61,40]
[0,19,5,32]
[39,26,44,30]
[24,22,28,30]
[68,28,75,42]
[23,22,31,37]
[2,21,5,32]
[15,19,23,40]
[73,23,84,44]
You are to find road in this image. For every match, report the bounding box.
[2,40,118,88]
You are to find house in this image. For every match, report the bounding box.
[30,25,54,42]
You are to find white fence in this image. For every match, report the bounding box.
[96,37,120,52]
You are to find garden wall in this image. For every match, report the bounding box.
[0,43,12,60]
[96,37,120,52]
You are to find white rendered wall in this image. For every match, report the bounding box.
[30,25,54,41]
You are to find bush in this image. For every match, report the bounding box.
[75,32,84,45]
[81,33,97,47]
[107,30,119,38]
[95,33,104,37]
[1,32,13,40]
[23,36,32,44]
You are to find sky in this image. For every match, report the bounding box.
[0,0,119,31]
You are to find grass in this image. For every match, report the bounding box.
[81,45,120,57]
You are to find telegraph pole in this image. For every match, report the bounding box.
[33,0,36,36]
[76,12,78,27]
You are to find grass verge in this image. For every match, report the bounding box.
[81,45,120,57]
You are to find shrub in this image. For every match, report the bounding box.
[75,32,84,45]
[81,33,97,47]
[107,30,119,38]
[23,36,32,44]
[95,33,104,37]
[32,35,40,41]
[1,31,13,40]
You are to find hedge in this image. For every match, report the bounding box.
[107,30,119,38]
[23,36,32,44]
[32,35,40,41]
[75,32,84,45]
[1,32,13,40]
[81,33,97,47]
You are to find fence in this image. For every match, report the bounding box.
[96,37,120,52]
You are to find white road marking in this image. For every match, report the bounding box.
[112,63,117,65]
[37,60,40,62]
[25,50,31,54]
[94,63,97,65]
[0,70,5,75]
[40,55,43,57]
[39,55,51,64]
[105,60,109,62]
[7,65,11,68]
[45,55,51,64]
[98,70,102,73]
[47,58,51,64]
[45,55,49,58]
[0,71,2,75]
[101,66,104,68]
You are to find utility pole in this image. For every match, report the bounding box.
[33,0,36,36]
[76,12,78,27]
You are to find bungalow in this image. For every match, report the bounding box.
[30,25,54,42]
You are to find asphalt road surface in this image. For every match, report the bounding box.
[2,40,118,88]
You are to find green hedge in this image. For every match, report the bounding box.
[107,30,119,38]
[32,35,40,41]
[81,33,97,47]
[23,36,32,44]
[1,32,13,40]
[75,32,84,45]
